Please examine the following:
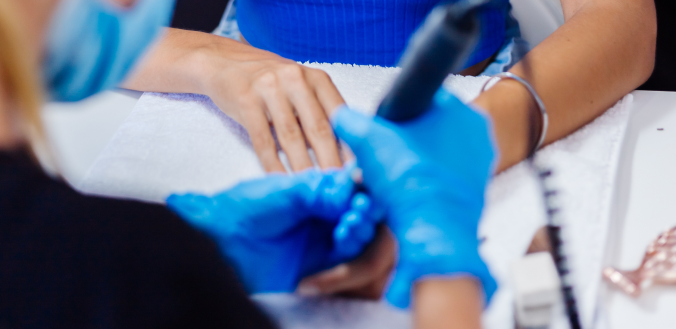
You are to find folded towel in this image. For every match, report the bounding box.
[79,63,632,329]
[481,94,631,329]
[79,63,488,203]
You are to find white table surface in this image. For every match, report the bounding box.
[603,90,676,329]
[43,89,676,328]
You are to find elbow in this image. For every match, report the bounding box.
[635,24,657,85]
[631,0,657,86]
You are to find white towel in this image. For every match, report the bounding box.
[79,63,632,329]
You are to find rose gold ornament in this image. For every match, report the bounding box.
[603,227,676,297]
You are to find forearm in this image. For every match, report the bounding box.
[123,28,246,94]
[124,28,345,172]
[474,0,656,171]
[414,278,483,329]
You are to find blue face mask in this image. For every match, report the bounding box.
[43,0,175,102]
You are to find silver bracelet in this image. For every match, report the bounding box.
[480,72,549,157]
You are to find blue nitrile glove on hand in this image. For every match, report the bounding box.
[332,89,498,309]
[166,169,382,293]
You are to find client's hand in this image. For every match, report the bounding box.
[297,224,396,299]
[124,29,345,173]
[202,39,345,173]
[331,89,498,308]
[166,170,380,293]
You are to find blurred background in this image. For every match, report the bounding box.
[170,0,228,33]
[169,0,674,91]
[638,0,676,92]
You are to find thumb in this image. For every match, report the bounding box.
[385,265,415,309]
[331,106,374,156]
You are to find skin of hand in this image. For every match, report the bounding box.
[298,224,396,299]
[166,169,382,293]
[414,279,483,329]
[527,226,553,254]
[124,28,345,173]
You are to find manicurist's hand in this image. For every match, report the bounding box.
[166,169,381,293]
[125,28,345,173]
[331,89,498,308]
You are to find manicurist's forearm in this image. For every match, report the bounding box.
[473,0,656,171]
[414,278,483,329]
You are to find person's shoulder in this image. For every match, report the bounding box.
[53,182,211,250]
[38,178,179,227]
[8,166,211,256]
[0,165,278,329]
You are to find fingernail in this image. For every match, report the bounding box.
[334,225,349,241]
[296,284,321,297]
[351,193,371,212]
[345,211,361,224]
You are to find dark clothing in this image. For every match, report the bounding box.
[170,0,229,33]
[638,0,676,91]
[0,150,276,329]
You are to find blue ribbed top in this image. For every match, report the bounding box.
[237,0,509,67]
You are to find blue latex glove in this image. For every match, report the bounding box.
[332,89,498,308]
[166,170,381,293]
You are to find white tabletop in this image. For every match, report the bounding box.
[43,89,676,328]
[603,90,676,328]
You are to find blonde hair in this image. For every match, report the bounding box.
[0,0,45,149]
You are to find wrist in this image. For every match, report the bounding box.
[414,278,483,329]
[389,194,482,234]
[143,28,238,95]
[386,211,497,308]
[389,194,484,270]
[382,167,486,227]
[396,235,496,306]
[187,41,230,96]
[472,78,541,171]
[179,32,253,96]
